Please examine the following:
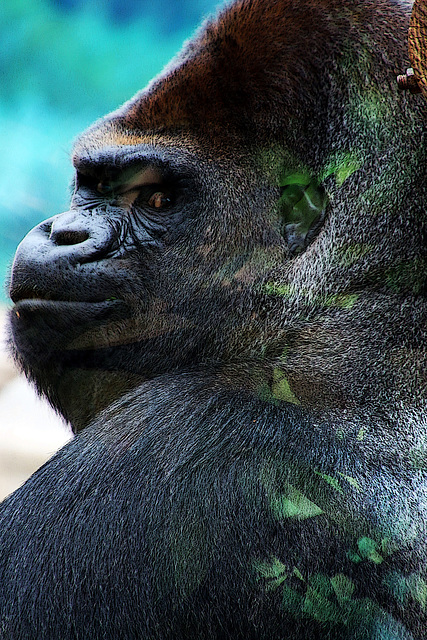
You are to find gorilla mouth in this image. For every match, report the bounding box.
[10,298,131,365]
[10,283,122,305]
[12,297,126,317]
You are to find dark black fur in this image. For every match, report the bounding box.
[1,0,427,638]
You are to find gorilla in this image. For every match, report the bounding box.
[1,0,427,638]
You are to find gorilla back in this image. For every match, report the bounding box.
[2,0,427,638]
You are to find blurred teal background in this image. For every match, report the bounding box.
[0,0,218,302]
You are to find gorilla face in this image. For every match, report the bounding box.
[8,138,289,428]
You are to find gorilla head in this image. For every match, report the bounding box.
[9,0,426,431]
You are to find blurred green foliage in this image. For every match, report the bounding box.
[0,0,217,301]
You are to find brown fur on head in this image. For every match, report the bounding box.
[75,0,412,159]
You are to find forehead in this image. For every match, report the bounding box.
[72,118,206,160]
[72,140,205,182]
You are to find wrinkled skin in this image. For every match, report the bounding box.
[1,0,427,638]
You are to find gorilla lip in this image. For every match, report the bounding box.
[10,299,130,361]
[12,298,127,321]
[10,284,124,306]
[12,297,124,307]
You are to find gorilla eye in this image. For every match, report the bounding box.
[147,191,172,210]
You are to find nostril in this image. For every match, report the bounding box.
[40,212,116,263]
[50,229,90,246]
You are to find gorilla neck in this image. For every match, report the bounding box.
[40,367,145,432]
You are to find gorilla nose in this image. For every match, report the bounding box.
[9,210,118,303]
[14,211,117,269]
[46,211,115,262]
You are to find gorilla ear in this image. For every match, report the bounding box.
[278,173,328,255]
